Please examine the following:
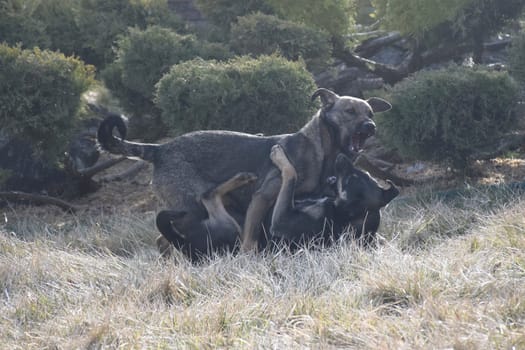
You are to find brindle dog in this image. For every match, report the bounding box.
[97,88,391,253]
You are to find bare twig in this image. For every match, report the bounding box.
[98,161,148,182]
[0,191,81,213]
[355,154,415,186]
[75,157,127,179]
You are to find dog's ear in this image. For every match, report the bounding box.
[367,97,392,113]
[312,88,339,110]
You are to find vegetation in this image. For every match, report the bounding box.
[102,26,232,139]
[195,0,273,33]
[0,44,95,161]
[373,0,525,62]
[230,12,332,72]
[0,0,183,68]
[155,55,317,135]
[1,2,525,347]
[509,31,525,84]
[267,0,356,37]
[1,189,524,348]
[376,66,520,170]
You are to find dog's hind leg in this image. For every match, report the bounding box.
[200,172,258,237]
[241,171,282,252]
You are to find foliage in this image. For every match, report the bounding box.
[0,44,95,160]
[75,0,184,67]
[155,55,317,135]
[373,0,525,62]
[195,0,272,33]
[376,66,520,170]
[372,0,472,38]
[267,0,356,37]
[509,32,525,84]
[230,12,332,72]
[0,0,50,49]
[102,26,232,140]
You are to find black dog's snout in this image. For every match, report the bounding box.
[360,121,376,135]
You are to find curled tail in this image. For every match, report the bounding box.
[97,112,158,163]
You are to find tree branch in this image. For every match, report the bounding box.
[0,191,81,213]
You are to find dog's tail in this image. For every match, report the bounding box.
[97,113,158,163]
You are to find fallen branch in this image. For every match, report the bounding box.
[98,160,148,182]
[355,31,403,57]
[355,154,415,186]
[75,156,127,179]
[0,191,81,212]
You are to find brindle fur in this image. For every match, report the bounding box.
[97,88,391,253]
[155,146,398,261]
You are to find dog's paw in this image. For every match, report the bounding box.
[270,144,290,168]
[233,172,258,185]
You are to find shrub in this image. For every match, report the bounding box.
[376,65,520,170]
[267,0,356,37]
[0,0,183,69]
[102,26,232,140]
[195,0,273,33]
[230,12,332,72]
[155,55,317,135]
[0,44,95,160]
[75,0,184,67]
[509,32,525,84]
[0,0,50,49]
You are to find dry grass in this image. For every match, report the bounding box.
[1,189,524,349]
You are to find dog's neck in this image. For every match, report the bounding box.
[298,110,339,190]
[299,110,336,152]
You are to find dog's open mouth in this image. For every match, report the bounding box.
[350,121,376,153]
[350,131,372,153]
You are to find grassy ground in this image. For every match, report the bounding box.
[1,188,524,349]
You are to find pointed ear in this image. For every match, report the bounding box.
[311,88,339,110]
[367,97,392,113]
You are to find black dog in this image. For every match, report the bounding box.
[156,146,398,261]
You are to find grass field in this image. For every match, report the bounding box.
[1,188,524,349]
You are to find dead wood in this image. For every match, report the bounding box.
[98,161,148,182]
[355,154,415,187]
[0,191,81,212]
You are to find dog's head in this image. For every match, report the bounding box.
[332,154,398,234]
[312,88,391,157]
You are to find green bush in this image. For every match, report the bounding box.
[0,44,95,160]
[376,66,520,170]
[155,55,317,135]
[230,12,332,72]
[195,0,273,33]
[75,0,184,67]
[0,0,50,49]
[0,0,183,69]
[509,32,525,84]
[102,26,232,140]
[267,0,356,37]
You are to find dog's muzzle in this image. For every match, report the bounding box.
[351,120,376,153]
